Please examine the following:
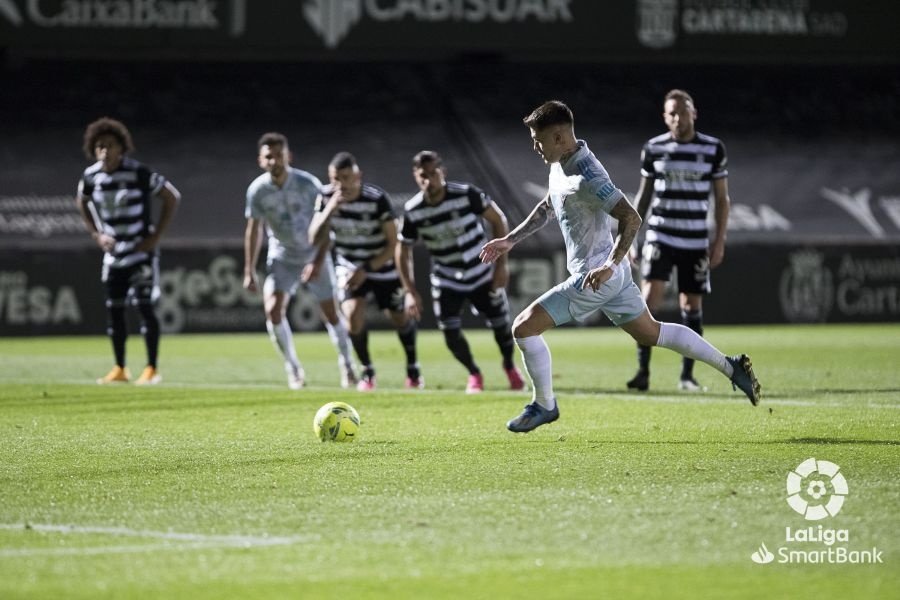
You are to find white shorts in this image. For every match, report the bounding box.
[537,262,646,326]
[264,255,336,302]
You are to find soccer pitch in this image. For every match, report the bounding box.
[1,324,898,599]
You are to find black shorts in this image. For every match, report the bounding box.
[101,257,159,308]
[640,242,711,295]
[344,276,405,313]
[432,281,511,330]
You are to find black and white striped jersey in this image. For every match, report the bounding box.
[78,157,167,269]
[399,181,493,293]
[641,132,727,250]
[316,182,398,280]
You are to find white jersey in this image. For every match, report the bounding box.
[549,140,626,275]
[245,167,322,264]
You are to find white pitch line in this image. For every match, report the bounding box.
[1,542,229,557]
[0,523,318,556]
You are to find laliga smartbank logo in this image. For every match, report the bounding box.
[786,457,847,520]
[750,458,883,565]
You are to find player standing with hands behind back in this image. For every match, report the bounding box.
[627,89,731,393]
[76,117,180,385]
[480,100,759,433]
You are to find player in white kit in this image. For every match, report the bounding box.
[480,101,760,432]
[244,132,356,389]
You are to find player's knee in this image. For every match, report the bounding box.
[442,327,463,343]
[512,312,536,338]
[634,330,658,347]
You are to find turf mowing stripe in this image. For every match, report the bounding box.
[0,523,319,550]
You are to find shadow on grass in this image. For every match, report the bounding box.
[786,437,900,446]
[559,386,900,396]
[571,438,900,446]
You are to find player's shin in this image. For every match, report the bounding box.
[656,322,728,376]
[515,335,555,410]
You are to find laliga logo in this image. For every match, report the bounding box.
[786,458,848,521]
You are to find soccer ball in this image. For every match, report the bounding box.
[313,401,360,442]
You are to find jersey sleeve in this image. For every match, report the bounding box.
[576,156,625,214]
[639,142,655,178]
[315,185,333,213]
[79,171,94,197]
[245,183,262,219]
[138,164,167,196]
[398,210,417,245]
[377,192,396,221]
[580,168,625,215]
[712,139,729,179]
[466,185,490,215]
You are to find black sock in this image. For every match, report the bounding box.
[108,305,127,367]
[637,344,651,373]
[397,320,419,378]
[138,303,160,369]
[681,309,704,379]
[492,325,516,370]
[443,328,479,374]
[350,329,372,370]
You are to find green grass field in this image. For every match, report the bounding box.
[1,324,898,599]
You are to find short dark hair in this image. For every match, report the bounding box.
[665,89,695,106]
[412,150,442,169]
[257,132,289,151]
[523,100,573,130]
[82,117,134,159]
[329,151,358,171]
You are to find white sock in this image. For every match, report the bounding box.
[325,318,354,366]
[266,319,301,371]
[515,335,556,410]
[656,322,732,377]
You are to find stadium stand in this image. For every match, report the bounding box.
[1,59,898,332]
[2,60,898,247]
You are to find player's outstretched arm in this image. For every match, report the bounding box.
[480,195,553,264]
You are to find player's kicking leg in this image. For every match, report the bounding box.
[621,310,761,405]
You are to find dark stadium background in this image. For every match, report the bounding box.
[1,0,898,336]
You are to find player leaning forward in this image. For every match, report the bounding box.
[480,101,761,433]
